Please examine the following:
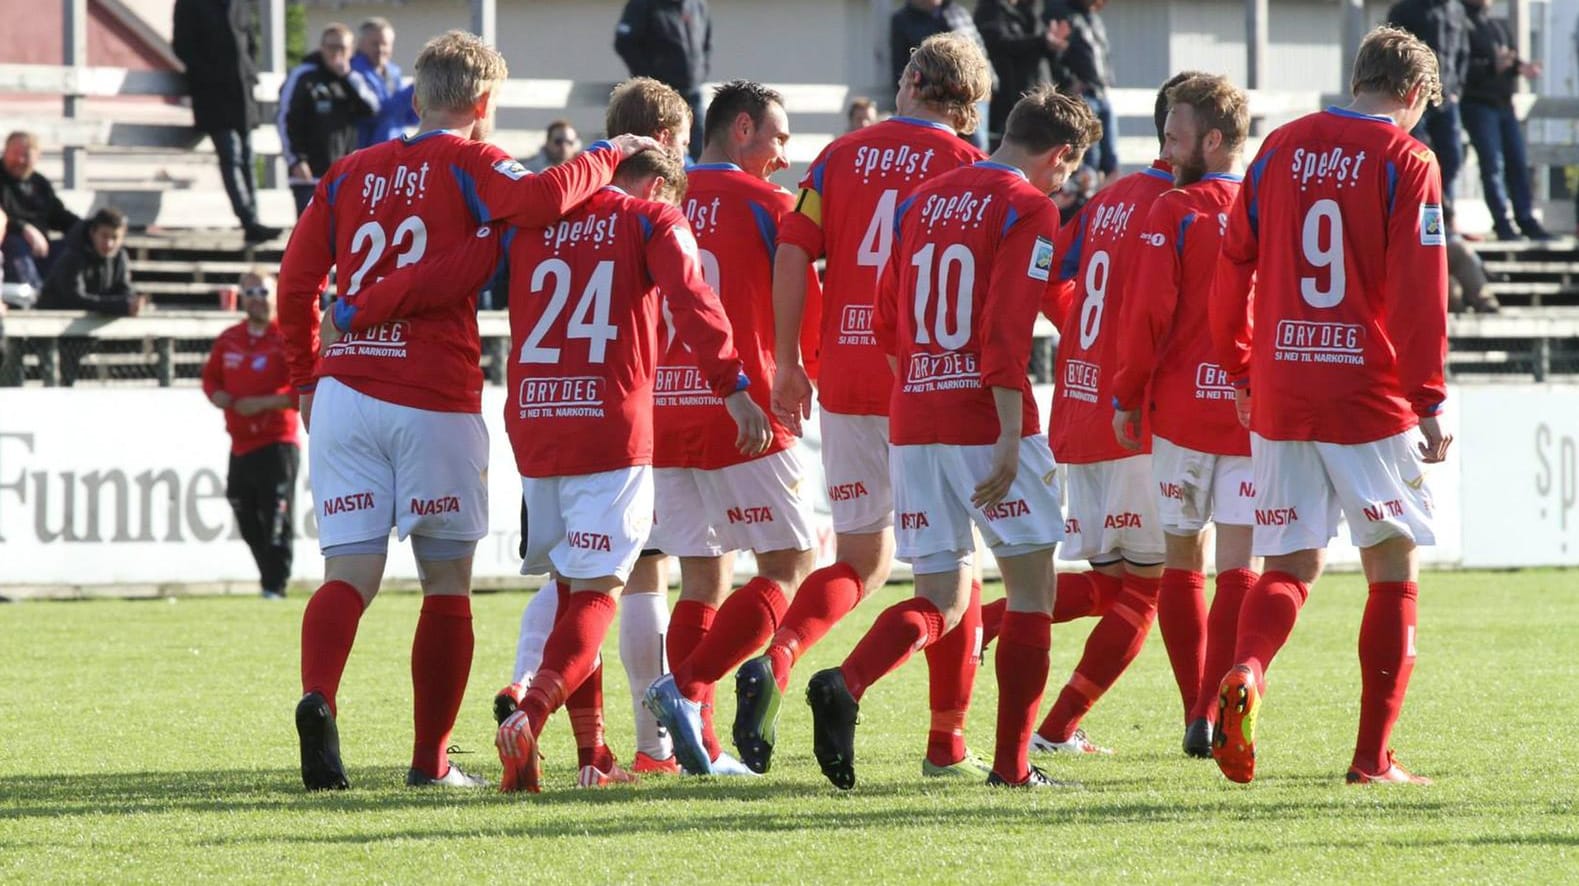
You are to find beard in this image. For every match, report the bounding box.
[1173,139,1207,186]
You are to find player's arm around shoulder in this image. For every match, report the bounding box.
[329,224,505,340]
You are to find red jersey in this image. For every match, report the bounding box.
[277,131,622,413]
[874,162,1057,446]
[1046,160,1175,464]
[201,320,299,455]
[1114,174,1250,457]
[1212,107,1448,443]
[653,164,822,470]
[778,117,985,416]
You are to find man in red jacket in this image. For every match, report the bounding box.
[201,270,300,599]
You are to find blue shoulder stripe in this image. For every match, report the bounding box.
[748,200,778,261]
[449,164,491,225]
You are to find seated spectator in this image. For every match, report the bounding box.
[845,96,879,132]
[1044,0,1117,181]
[352,17,418,148]
[1,131,81,294]
[39,207,145,385]
[1461,0,1551,241]
[522,120,582,173]
[890,0,993,150]
[285,23,377,215]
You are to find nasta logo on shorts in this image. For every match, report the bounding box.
[1104,512,1143,529]
[1239,481,1256,498]
[1362,499,1404,522]
[727,506,774,525]
[900,511,930,530]
[981,499,1030,521]
[568,530,613,551]
[1064,517,1081,534]
[410,496,460,517]
[827,481,868,502]
[1255,507,1299,526]
[1158,482,1183,501]
[322,492,375,516]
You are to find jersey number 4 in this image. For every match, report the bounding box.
[519,259,618,363]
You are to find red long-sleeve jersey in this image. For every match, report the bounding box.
[653,164,822,470]
[1211,107,1449,444]
[874,162,1058,446]
[201,320,299,455]
[276,131,622,413]
[778,117,985,416]
[1046,160,1175,464]
[1115,174,1250,457]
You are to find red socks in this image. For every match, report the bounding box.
[567,660,607,769]
[993,610,1053,784]
[766,563,864,691]
[1156,569,1208,720]
[923,580,981,767]
[1193,568,1257,722]
[1233,570,1309,689]
[668,600,720,759]
[300,580,366,716]
[410,594,474,779]
[841,597,946,701]
[519,590,618,738]
[1353,581,1419,776]
[1038,572,1160,742]
[981,571,1121,647]
[673,577,788,701]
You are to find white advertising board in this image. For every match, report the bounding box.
[1458,384,1579,568]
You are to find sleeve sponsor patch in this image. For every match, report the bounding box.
[493,159,529,181]
[1419,203,1445,246]
[671,223,700,261]
[1027,236,1054,281]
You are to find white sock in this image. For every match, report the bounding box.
[619,590,673,759]
[512,581,559,686]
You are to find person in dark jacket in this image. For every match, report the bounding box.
[891,0,992,150]
[172,0,281,244]
[614,0,712,159]
[1,131,80,293]
[285,24,377,215]
[1460,0,1551,240]
[1388,0,1471,213]
[40,208,146,386]
[975,0,1070,146]
[1044,0,1116,179]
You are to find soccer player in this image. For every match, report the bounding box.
[494,75,698,781]
[1015,72,1198,758]
[491,148,774,793]
[1210,25,1452,785]
[1111,73,1262,758]
[277,30,657,791]
[805,85,1098,790]
[745,32,993,779]
[640,81,820,777]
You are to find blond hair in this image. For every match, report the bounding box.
[1351,25,1443,107]
[413,30,508,114]
[903,32,993,135]
[1003,86,1101,156]
[605,77,692,142]
[1166,74,1250,154]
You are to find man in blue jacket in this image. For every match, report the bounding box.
[351,17,417,148]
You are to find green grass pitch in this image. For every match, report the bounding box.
[3,570,1576,882]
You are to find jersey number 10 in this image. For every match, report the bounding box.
[909,242,975,350]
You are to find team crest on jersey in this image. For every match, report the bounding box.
[1027,236,1054,282]
[1419,204,1445,247]
[493,159,529,181]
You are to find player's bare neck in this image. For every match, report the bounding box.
[1345,94,1408,127]
[416,111,476,139]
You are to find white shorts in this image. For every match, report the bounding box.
[1152,435,1256,534]
[521,466,654,581]
[1063,455,1166,565]
[890,435,1064,574]
[309,376,489,550]
[1250,431,1436,557]
[650,449,817,558]
[820,411,893,535]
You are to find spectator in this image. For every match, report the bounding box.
[39,208,145,386]
[201,270,300,599]
[1053,164,1098,224]
[352,17,419,148]
[890,0,993,150]
[1388,0,1470,219]
[845,96,879,132]
[1044,0,1117,180]
[1,131,80,295]
[1461,0,1551,241]
[522,120,582,173]
[976,0,1070,146]
[614,0,712,159]
[172,0,281,245]
[285,24,377,215]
